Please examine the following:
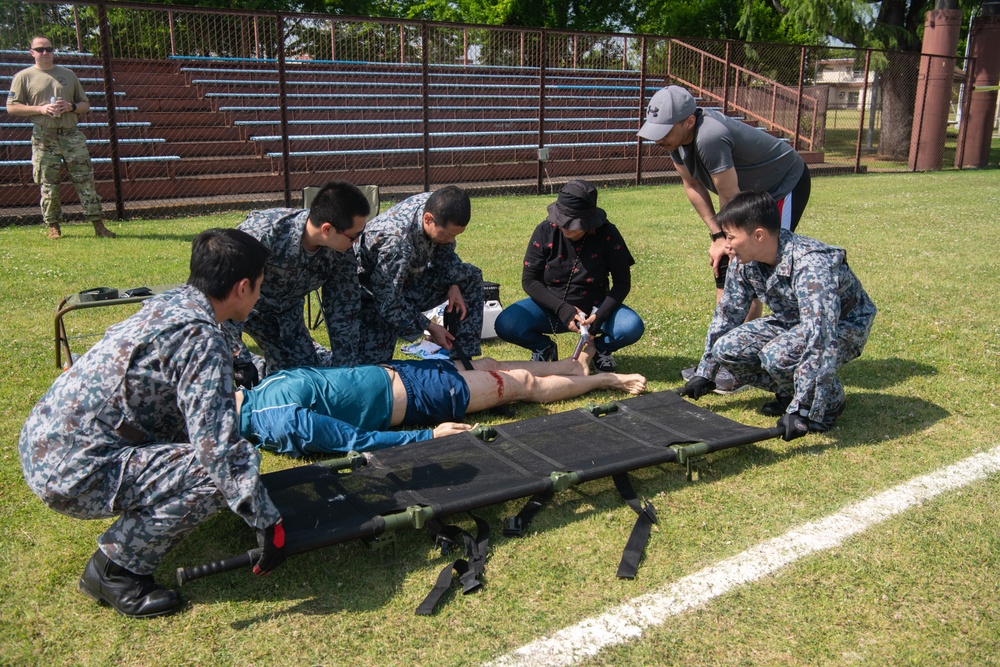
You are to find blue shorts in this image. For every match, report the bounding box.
[387,360,471,426]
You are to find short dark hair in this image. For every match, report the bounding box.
[425,185,471,228]
[716,190,780,234]
[307,181,371,232]
[188,228,270,300]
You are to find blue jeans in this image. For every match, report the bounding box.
[495,298,644,355]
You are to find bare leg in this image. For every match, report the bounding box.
[460,366,645,415]
[470,342,594,377]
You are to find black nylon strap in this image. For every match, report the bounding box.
[613,473,658,579]
[415,515,490,615]
[416,559,466,616]
[503,491,553,537]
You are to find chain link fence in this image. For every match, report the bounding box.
[0,0,976,224]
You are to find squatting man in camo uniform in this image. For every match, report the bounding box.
[355,185,484,365]
[5,35,116,239]
[19,229,286,619]
[223,181,372,385]
[678,191,876,441]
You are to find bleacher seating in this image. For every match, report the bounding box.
[5,52,779,214]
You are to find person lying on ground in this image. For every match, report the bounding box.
[235,346,646,457]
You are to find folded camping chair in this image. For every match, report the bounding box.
[304,184,380,329]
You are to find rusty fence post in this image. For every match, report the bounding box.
[421,22,430,192]
[536,29,548,195]
[277,15,290,205]
[854,49,872,174]
[97,2,124,220]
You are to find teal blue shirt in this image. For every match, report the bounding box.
[239,366,432,457]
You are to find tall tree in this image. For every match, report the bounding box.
[635,0,814,43]
[752,0,976,158]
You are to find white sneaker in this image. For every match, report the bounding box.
[530,341,558,362]
[594,350,617,373]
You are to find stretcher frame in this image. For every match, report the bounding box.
[177,390,782,601]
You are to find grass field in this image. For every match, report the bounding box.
[1,170,999,666]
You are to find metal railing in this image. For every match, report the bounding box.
[0,0,976,224]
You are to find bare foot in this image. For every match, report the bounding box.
[611,373,646,395]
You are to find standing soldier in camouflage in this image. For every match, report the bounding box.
[19,229,285,619]
[5,36,115,239]
[678,191,876,440]
[223,181,371,381]
[355,186,484,365]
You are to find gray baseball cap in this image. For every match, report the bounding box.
[637,86,697,141]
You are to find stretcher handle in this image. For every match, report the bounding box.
[176,548,260,586]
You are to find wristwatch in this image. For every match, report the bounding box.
[710,231,726,241]
[70,102,77,112]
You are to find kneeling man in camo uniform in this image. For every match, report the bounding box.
[678,190,876,440]
[223,181,372,382]
[19,229,286,619]
[355,185,484,364]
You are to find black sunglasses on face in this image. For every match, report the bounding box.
[32,47,55,53]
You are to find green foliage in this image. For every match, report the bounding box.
[636,0,813,43]
[766,0,980,53]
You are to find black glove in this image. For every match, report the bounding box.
[233,359,260,389]
[677,376,716,400]
[778,413,810,441]
[253,520,286,576]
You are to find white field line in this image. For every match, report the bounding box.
[486,444,1000,667]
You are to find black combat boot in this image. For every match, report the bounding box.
[78,549,182,618]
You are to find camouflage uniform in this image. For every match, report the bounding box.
[19,285,280,575]
[694,229,877,423]
[7,64,103,225]
[223,208,361,372]
[355,192,484,364]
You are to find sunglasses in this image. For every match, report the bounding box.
[32,47,55,53]
[340,228,361,242]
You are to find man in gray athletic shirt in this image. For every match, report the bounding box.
[638,85,811,390]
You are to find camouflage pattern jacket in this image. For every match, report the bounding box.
[696,229,877,419]
[237,208,361,363]
[19,285,280,529]
[356,192,469,338]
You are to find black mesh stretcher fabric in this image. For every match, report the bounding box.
[263,391,774,556]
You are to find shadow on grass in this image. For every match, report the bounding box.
[840,357,938,390]
[166,509,425,623]
[719,391,949,465]
[616,354,701,387]
[169,390,947,621]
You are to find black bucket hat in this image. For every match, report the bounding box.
[546,180,608,231]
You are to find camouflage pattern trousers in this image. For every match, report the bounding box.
[31,126,103,225]
[712,317,867,412]
[357,266,485,365]
[22,421,227,575]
